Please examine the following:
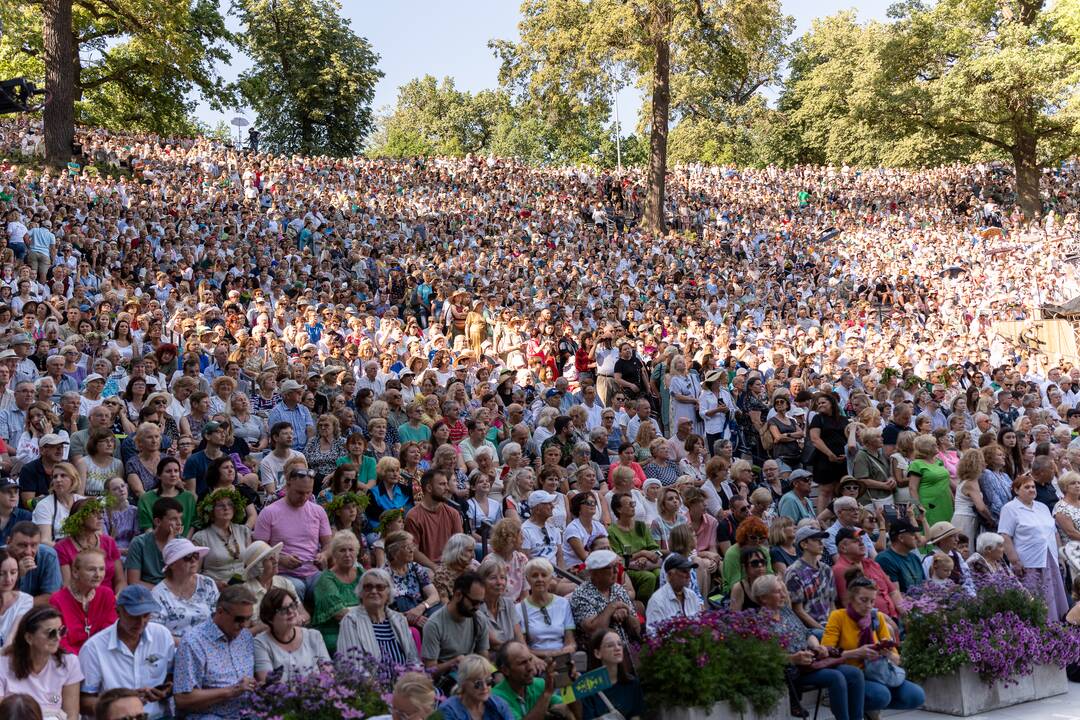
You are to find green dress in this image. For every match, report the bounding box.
[312,568,361,654]
[606,521,660,601]
[907,458,954,526]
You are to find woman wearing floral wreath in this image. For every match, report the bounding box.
[55,497,124,594]
[192,487,253,589]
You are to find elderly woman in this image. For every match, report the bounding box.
[338,567,420,668]
[490,517,530,602]
[721,515,771,593]
[55,498,123,593]
[966,532,1008,576]
[191,487,253,587]
[952,448,989,552]
[229,392,267,452]
[48,549,117,654]
[312,530,362,654]
[385,531,441,630]
[438,653,514,720]
[434,533,480,606]
[907,434,954,526]
[823,574,926,714]
[755,575,865,720]
[607,491,661,601]
[125,422,164,497]
[518,558,576,660]
[254,587,330,682]
[477,555,526,654]
[151,538,218,641]
[365,456,412,530]
[240,540,307,630]
[1054,471,1080,560]
[0,607,82,720]
[641,438,680,487]
[851,427,894,505]
[1000,475,1070,622]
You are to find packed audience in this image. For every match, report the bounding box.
[1,115,1080,720]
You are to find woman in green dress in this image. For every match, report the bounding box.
[606,491,661,601]
[907,434,955,527]
[312,529,362,654]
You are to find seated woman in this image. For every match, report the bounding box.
[823,571,925,715]
[254,587,330,682]
[580,629,646,720]
[384,531,441,631]
[137,456,196,535]
[151,538,218,642]
[754,574,863,720]
[517,558,576,661]
[312,530,362,655]
[721,515,771,594]
[55,497,124,594]
[476,555,526,656]
[0,607,82,720]
[607,492,661,602]
[434,533,480,606]
[240,540,308,633]
[191,488,253,588]
[438,653,514,720]
[0,549,32,647]
[729,546,771,612]
[48,549,117,654]
[564,491,608,566]
[201,457,258,529]
[338,567,420,669]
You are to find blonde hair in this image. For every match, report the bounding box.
[913,434,937,459]
[393,672,437,712]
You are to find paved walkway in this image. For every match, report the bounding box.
[812,681,1080,720]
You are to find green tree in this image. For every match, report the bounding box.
[879,0,1080,217]
[1,0,234,163]
[493,0,791,233]
[235,0,382,157]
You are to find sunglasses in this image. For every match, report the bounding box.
[183,553,201,563]
[470,677,496,690]
[747,559,766,568]
[232,614,253,625]
[43,626,67,639]
[290,469,316,479]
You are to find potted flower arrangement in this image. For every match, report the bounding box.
[242,648,421,720]
[902,573,1080,716]
[639,610,788,720]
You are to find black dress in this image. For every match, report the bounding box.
[808,413,849,486]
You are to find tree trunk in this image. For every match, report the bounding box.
[1011,130,1041,221]
[43,0,75,166]
[643,8,671,237]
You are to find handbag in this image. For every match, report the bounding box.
[863,612,906,688]
[593,691,627,720]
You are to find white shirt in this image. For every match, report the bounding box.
[78,621,176,719]
[521,519,562,565]
[998,498,1059,569]
[645,581,703,634]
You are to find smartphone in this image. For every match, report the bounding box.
[552,653,574,689]
[881,504,899,525]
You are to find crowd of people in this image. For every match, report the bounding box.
[0,114,1080,720]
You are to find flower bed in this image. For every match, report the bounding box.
[901,573,1080,715]
[639,610,788,716]
[902,573,1080,684]
[241,648,419,720]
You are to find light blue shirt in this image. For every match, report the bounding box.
[26,226,54,256]
[174,619,254,720]
[267,401,314,450]
[79,621,176,719]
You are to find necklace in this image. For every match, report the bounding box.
[273,627,298,646]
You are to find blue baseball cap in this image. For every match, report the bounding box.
[545,388,562,399]
[116,585,162,616]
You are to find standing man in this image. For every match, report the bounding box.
[25,217,55,283]
[79,585,176,720]
[174,586,258,720]
[405,469,464,571]
[267,379,314,450]
[252,463,332,599]
[593,330,619,407]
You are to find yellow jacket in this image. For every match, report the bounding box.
[821,608,894,668]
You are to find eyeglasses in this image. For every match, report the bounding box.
[275,603,298,616]
[43,626,67,639]
[183,553,201,563]
[362,583,388,592]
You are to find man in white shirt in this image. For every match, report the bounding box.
[78,585,176,720]
[259,422,303,494]
[646,553,702,634]
[579,383,605,430]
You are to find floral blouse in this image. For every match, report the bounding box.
[151,574,220,639]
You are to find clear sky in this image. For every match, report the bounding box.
[200,0,894,133]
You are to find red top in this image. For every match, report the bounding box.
[49,585,117,654]
[55,534,121,591]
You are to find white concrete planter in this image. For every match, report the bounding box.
[919,663,1067,716]
[658,700,788,720]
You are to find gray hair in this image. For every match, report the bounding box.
[441,532,476,565]
[356,567,396,602]
[475,446,497,463]
[750,574,781,601]
[501,442,522,457]
[976,532,1004,554]
[477,554,508,580]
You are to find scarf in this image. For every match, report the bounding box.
[846,605,876,647]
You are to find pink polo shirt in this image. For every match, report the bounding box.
[253,497,331,578]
